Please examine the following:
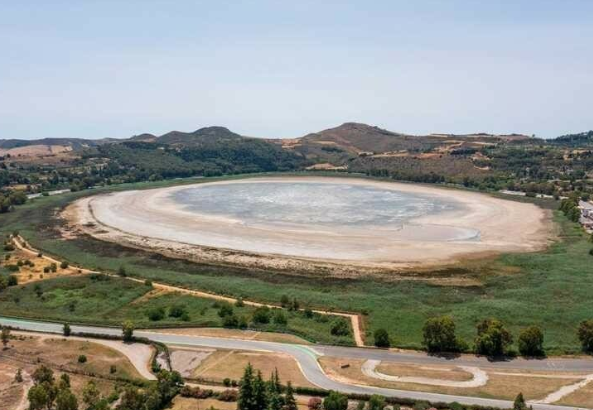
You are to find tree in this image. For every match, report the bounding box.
[368,395,386,410]
[518,326,544,357]
[323,391,348,410]
[474,318,513,356]
[63,323,71,337]
[273,310,287,326]
[34,283,43,298]
[7,275,17,286]
[330,319,350,336]
[252,306,271,324]
[82,381,101,409]
[32,365,54,385]
[422,316,459,353]
[578,319,593,352]
[28,384,51,410]
[56,386,78,410]
[280,295,290,307]
[1,326,10,348]
[513,393,527,410]
[284,382,297,410]
[238,363,255,410]
[373,328,390,348]
[122,320,134,342]
[14,368,23,383]
[253,371,268,410]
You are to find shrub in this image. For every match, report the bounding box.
[422,316,460,353]
[373,328,390,348]
[147,307,165,321]
[323,391,348,410]
[518,326,545,356]
[60,261,69,269]
[218,303,234,318]
[304,308,314,318]
[223,314,239,328]
[474,318,513,356]
[273,310,288,326]
[7,275,17,286]
[330,319,350,336]
[235,297,244,307]
[117,266,127,277]
[3,244,14,252]
[252,306,271,324]
[216,389,238,402]
[280,295,290,307]
[43,266,50,273]
[78,355,87,363]
[578,319,593,352]
[110,365,117,374]
[144,279,153,287]
[169,304,187,318]
[223,378,231,387]
[63,323,71,337]
[367,395,386,410]
[307,397,323,410]
[6,264,19,272]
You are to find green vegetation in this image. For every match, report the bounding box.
[517,325,544,357]
[1,175,593,352]
[422,316,462,353]
[474,319,513,357]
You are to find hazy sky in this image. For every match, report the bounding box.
[1,1,592,140]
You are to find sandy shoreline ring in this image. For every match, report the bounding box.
[62,176,553,275]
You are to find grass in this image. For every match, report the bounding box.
[0,175,592,353]
[0,274,351,344]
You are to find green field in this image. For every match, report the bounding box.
[0,175,592,354]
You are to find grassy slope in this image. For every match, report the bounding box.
[0,175,591,353]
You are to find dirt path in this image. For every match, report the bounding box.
[12,331,156,381]
[10,235,365,347]
[361,359,489,388]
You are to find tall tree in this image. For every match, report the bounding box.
[422,316,459,353]
[253,370,268,410]
[284,382,297,410]
[1,326,10,349]
[238,363,255,410]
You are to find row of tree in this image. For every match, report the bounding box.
[374,316,593,356]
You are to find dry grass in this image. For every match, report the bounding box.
[0,362,26,410]
[557,381,593,408]
[172,394,312,410]
[375,362,473,382]
[162,327,311,345]
[192,349,314,388]
[1,335,143,380]
[5,248,85,285]
[319,357,583,401]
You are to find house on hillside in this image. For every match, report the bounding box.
[579,200,593,232]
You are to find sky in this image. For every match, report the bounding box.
[1,1,592,140]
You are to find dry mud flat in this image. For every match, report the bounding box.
[63,177,553,278]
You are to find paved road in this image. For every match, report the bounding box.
[1,317,591,410]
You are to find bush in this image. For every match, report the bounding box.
[78,355,87,363]
[422,316,460,353]
[217,389,238,402]
[273,310,288,326]
[117,266,127,277]
[218,303,234,318]
[474,318,513,356]
[308,397,323,410]
[147,307,165,321]
[63,323,71,337]
[60,261,69,269]
[578,319,593,352]
[3,244,14,252]
[223,314,239,328]
[518,326,545,356]
[223,378,231,387]
[323,391,348,410]
[330,319,350,336]
[304,308,314,319]
[110,365,117,374]
[252,306,271,324]
[235,297,244,307]
[169,304,187,318]
[43,266,50,273]
[373,328,390,348]
[7,275,17,286]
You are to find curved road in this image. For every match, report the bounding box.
[1,317,591,410]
